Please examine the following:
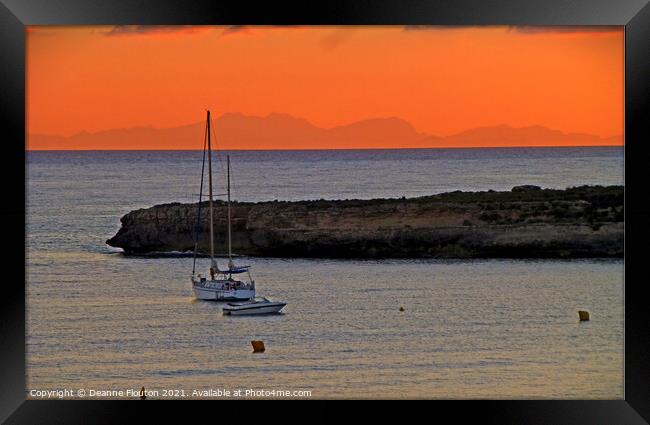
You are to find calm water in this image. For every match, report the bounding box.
[26,147,624,399]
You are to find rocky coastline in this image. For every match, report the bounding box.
[106,185,623,259]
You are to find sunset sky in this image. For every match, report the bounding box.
[26,25,624,149]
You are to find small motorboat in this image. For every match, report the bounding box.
[222,297,287,316]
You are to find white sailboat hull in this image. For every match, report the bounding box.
[192,279,255,301]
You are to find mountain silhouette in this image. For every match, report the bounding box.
[28,113,622,150]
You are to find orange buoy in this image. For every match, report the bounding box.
[251,340,265,353]
[578,310,590,321]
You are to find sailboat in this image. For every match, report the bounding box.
[191,110,256,301]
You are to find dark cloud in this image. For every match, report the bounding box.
[221,25,249,35]
[218,25,308,38]
[509,25,621,34]
[104,25,339,39]
[403,25,469,31]
[404,25,620,35]
[104,25,211,36]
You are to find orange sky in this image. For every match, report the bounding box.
[27,25,624,149]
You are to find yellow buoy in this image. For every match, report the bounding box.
[578,310,590,321]
[251,340,266,353]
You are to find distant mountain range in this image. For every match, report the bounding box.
[28,112,622,150]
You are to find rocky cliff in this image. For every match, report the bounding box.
[106,185,623,258]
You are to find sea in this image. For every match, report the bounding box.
[26,147,624,399]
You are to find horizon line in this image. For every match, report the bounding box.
[26,144,624,152]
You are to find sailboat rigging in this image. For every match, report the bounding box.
[191,110,256,301]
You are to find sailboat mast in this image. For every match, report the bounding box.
[192,120,208,277]
[206,110,215,271]
[227,155,233,268]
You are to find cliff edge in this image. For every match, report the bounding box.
[106,185,623,259]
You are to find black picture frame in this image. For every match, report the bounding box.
[2,0,648,423]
